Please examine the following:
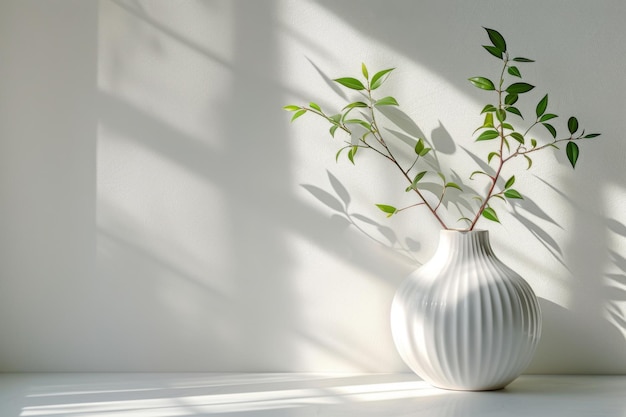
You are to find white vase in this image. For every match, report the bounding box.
[391,229,541,391]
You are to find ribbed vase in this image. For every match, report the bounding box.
[391,230,541,391]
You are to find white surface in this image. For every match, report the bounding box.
[1,0,625,372]
[0,373,625,417]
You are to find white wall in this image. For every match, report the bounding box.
[1,0,625,373]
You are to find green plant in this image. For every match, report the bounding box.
[284,28,600,231]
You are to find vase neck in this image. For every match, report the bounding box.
[434,230,494,259]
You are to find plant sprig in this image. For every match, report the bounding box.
[284,28,600,230]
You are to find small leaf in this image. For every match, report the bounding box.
[536,94,548,118]
[483,112,494,128]
[437,172,446,183]
[502,123,514,131]
[504,175,516,189]
[483,45,503,59]
[283,105,301,111]
[291,109,307,122]
[412,171,427,187]
[507,66,522,78]
[343,101,368,110]
[488,152,500,163]
[419,147,432,157]
[510,132,525,144]
[504,189,523,199]
[375,96,399,106]
[506,82,535,94]
[524,155,533,169]
[496,108,506,122]
[542,123,557,138]
[476,129,500,141]
[469,77,496,90]
[335,146,348,162]
[309,102,322,112]
[446,182,463,191]
[330,125,339,137]
[584,133,601,138]
[506,107,523,118]
[414,138,425,155]
[482,207,500,223]
[470,170,489,179]
[568,116,579,134]
[329,114,341,124]
[376,204,397,217]
[481,104,497,113]
[539,113,558,122]
[485,27,507,52]
[566,141,579,168]
[531,138,537,148]
[361,63,369,80]
[370,68,395,90]
[345,119,372,130]
[347,145,358,164]
[334,77,366,90]
[504,93,518,106]
[513,57,535,62]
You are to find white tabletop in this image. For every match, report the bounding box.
[1,373,624,417]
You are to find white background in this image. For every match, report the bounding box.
[1,0,624,373]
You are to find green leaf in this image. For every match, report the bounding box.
[344,119,372,130]
[334,77,366,90]
[481,104,497,113]
[309,102,322,112]
[419,147,432,157]
[496,108,506,122]
[470,170,489,179]
[502,123,514,131]
[507,66,522,78]
[482,207,500,223]
[539,113,558,122]
[566,141,579,168]
[330,125,339,137]
[437,172,446,183]
[524,155,533,169]
[531,138,537,148]
[347,145,358,164]
[414,138,425,155]
[335,146,348,162]
[483,45,503,59]
[568,117,579,134]
[513,57,535,62]
[469,77,496,90]
[510,132,525,144]
[329,114,341,124]
[504,94,518,106]
[343,101,368,110]
[476,129,500,141]
[542,123,557,138]
[504,175,516,189]
[376,204,397,217]
[446,182,463,191]
[504,189,523,199]
[506,82,535,94]
[536,94,548,118]
[506,107,523,118]
[283,105,301,111]
[361,63,369,80]
[584,133,601,138]
[375,96,399,106]
[370,68,395,90]
[484,27,507,52]
[481,112,495,129]
[411,171,428,188]
[291,109,306,122]
[488,152,500,163]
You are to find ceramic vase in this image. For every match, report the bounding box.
[391,229,541,391]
